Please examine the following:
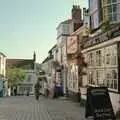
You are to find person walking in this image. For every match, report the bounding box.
[34,80,41,100]
[45,82,49,97]
[14,87,17,96]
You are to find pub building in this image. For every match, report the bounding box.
[81,25,120,114]
[66,25,88,101]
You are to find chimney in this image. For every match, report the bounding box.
[71,5,83,32]
[72,5,81,21]
[83,8,86,22]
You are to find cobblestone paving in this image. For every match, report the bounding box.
[0,96,51,120]
[0,96,87,120]
[44,97,86,120]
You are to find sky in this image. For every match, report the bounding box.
[0,0,88,63]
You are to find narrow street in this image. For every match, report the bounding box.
[0,96,86,120]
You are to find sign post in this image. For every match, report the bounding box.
[85,87,116,120]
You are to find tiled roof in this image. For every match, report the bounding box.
[0,52,6,57]
[6,59,34,69]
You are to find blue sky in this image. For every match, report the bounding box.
[0,0,87,63]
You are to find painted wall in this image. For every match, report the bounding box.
[0,54,7,96]
[0,54,6,77]
[109,92,120,114]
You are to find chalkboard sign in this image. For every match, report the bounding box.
[85,87,116,120]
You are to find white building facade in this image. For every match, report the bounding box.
[56,19,72,93]
[17,70,36,95]
[0,53,7,96]
[41,46,58,95]
[82,26,120,113]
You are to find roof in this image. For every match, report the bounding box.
[61,19,72,24]
[0,52,6,57]
[71,25,87,35]
[56,19,72,29]
[48,44,57,53]
[6,59,34,70]
[42,55,53,64]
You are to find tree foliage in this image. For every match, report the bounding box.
[6,67,26,87]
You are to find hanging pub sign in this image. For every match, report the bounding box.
[85,87,116,120]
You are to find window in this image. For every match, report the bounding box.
[112,13,117,21]
[96,50,102,66]
[108,5,112,13]
[98,50,101,66]
[108,13,113,21]
[112,4,117,12]
[96,70,99,85]
[108,0,111,3]
[105,45,117,65]
[96,51,98,66]
[88,71,95,85]
[112,70,117,79]
[73,81,75,89]
[106,53,110,64]
[112,0,116,3]
[28,75,32,82]
[106,71,111,87]
[106,72,111,79]
[108,0,116,3]
[105,69,118,90]
[97,70,104,85]
[114,79,117,89]
[90,52,94,66]
[110,80,114,88]
[107,1,117,22]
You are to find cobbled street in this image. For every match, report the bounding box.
[0,96,86,120]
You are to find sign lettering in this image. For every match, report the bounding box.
[85,87,116,120]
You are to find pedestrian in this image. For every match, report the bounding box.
[7,86,11,96]
[66,87,69,97]
[77,88,81,102]
[34,80,41,100]
[27,90,29,96]
[14,87,17,96]
[45,83,49,97]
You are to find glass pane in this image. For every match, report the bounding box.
[108,0,111,4]
[107,80,109,87]
[112,13,117,21]
[112,0,116,3]
[110,80,114,88]
[112,4,117,12]
[108,5,112,13]
[112,70,117,79]
[114,80,117,89]
[108,13,113,21]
